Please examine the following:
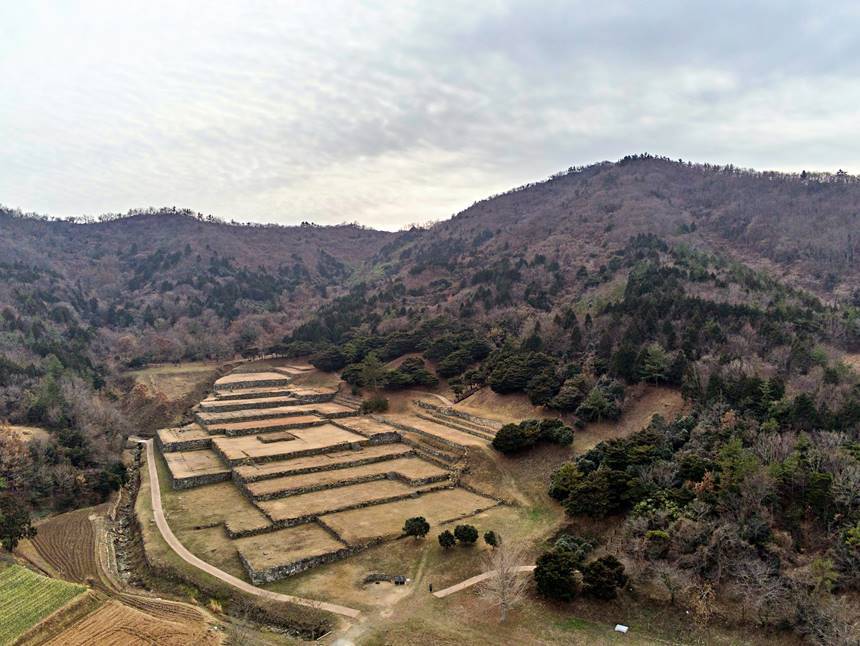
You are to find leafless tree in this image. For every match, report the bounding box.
[478,539,530,623]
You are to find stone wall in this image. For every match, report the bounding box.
[212,418,327,438]
[234,448,417,484]
[414,400,503,430]
[156,433,212,453]
[215,377,294,392]
[171,470,231,490]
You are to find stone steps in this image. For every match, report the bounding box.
[214,387,297,401]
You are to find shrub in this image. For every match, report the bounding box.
[534,550,580,601]
[403,516,430,539]
[583,555,628,600]
[360,395,389,414]
[484,530,499,547]
[492,418,574,454]
[454,524,478,544]
[438,530,456,549]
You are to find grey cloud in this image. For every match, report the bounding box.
[1,1,860,228]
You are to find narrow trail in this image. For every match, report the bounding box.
[432,565,535,598]
[139,439,361,619]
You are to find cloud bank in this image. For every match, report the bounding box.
[2,1,859,229]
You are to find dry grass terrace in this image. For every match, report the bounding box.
[380,414,489,447]
[215,371,292,387]
[245,457,449,498]
[206,414,324,435]
[258,479,429,523]
[197,403,353,424]
[233,444,414,482]
[157,424,211,445]
[212,423,367,462]
[164,449,228,479]
[234,524,346,572]
[319,488,499,544]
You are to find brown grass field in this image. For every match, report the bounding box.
[1,423,51,443]
[234,524,347,573]
[164,449,229,480]
[212,424,366,462]
[246,457,448,498]
[233,444,414,482]
[258,480,429,523]
[319,488,499,544]
[129,362,220,400]
[214,371,292,387]
[44,600,217,646]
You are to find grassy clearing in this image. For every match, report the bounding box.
[0,564,86,646]
[128,361,220,400]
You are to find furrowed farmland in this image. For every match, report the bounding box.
[0,564,85,646]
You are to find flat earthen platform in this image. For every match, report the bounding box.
[319,488,499,544]
[206,415,326,436]
[235,523,348,582]
[380,414,488,447]
[197,403,354,424]
[214,371,292,391]
[164,449,230,487]
[233,444,414,483]
[212,424,369,464]
[245,457,449,499]
[257,479,433,523]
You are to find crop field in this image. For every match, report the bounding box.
[319,488,499,544]
[0,564,85,646]
[43,600,217,646]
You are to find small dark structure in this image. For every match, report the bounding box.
[394,575,407,586]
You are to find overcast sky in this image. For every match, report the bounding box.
[2,1,860,229]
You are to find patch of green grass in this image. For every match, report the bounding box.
[0,564,85,645]
[554,616,591,631]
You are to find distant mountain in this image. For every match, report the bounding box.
[1,154,858,377]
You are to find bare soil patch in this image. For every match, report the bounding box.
[128,362,220,400]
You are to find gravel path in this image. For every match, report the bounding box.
[432,565,535,598]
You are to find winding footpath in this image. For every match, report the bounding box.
[139,439,361,619]
[432,565,536,598]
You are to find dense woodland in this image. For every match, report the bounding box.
[1,155,859,641]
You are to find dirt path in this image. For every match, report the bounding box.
[431,566,535,598]
[139,439,361,619]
